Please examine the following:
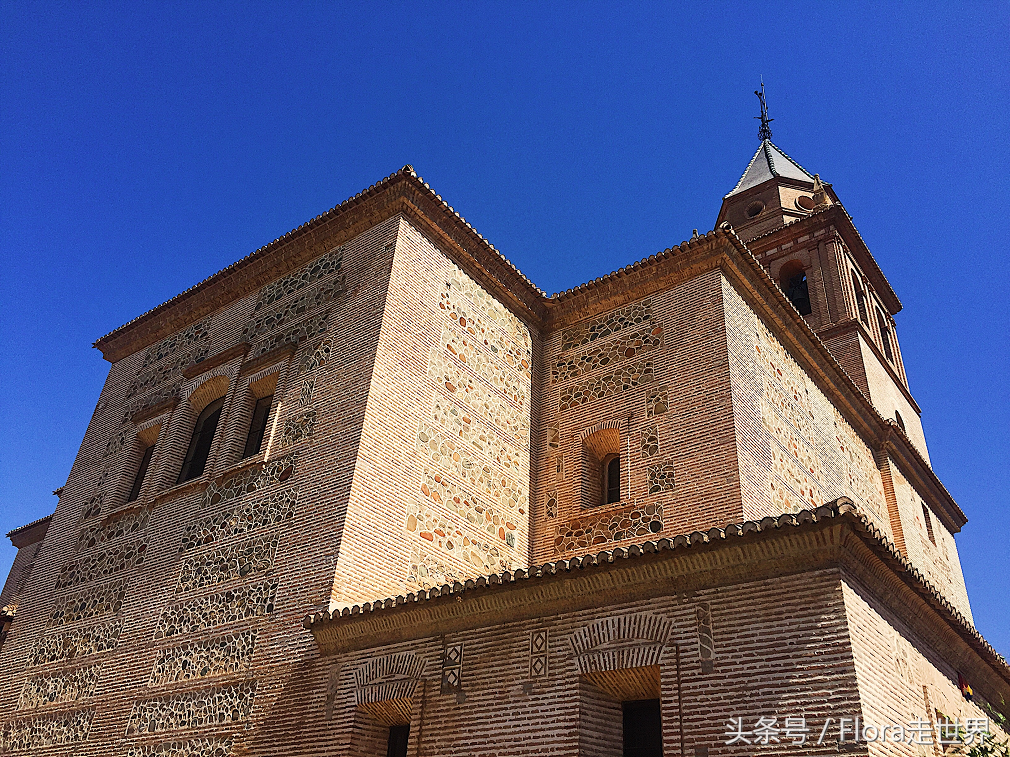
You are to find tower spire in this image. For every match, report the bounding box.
[755,80,773,141]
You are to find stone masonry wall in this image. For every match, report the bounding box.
[329,218,534,607]
[0,216,403,756]
[841,574,1002,757]
[722,275,971,617]
[886,461,972,621]
[722,275,892,533]
[533,270,741,564]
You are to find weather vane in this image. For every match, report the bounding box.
[755,80,773,141]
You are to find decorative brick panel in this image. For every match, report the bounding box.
[560,299,653,352]
[18,664,102,709]
[201,455,295,510]
[153,581,277,639]
[180,487,297,552]
[0,709,94,751]
[55,538,147,589]
[77,508,150,552]
[128,347,209,400]
[242,282,340,341]
[27,621,123,667]
[640,424,660,458]
[647,462,676,494]
[247,311,329,359]
[149,630,258,685]
[175,535,278,593]
[125,681,257,736]
[552,323,663,384]
[48,581,126,627]
[253,247,343,310]
[126,737,234,757]
[141,320,212,369]
[559,359,654,411]
[553,501,663,554]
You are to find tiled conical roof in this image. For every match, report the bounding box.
[726,140,814,197]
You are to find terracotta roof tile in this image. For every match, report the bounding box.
[303,499,1006,678]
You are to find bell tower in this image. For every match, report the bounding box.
[716,87,931,463]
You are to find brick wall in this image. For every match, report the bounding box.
[886,461,972,621]
[533,270,742,565]
[0,540,44,617]
[859,336,930,462]
[723,276,893,535]
[0,178,992,756]
[0,217,404,755]
[841,574,1003,756]
[315,569,863,757]
[330,217,535,607]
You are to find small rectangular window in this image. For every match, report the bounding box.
[921,503,936,545]
[386,725,410,757]
[606,455,621,504]
[127,444,156,502]
[178,396,225,484]
[243,395,273,458]
[623,699,662,757]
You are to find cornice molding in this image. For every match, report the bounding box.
[744,205,901,315]
[814,319,922,416]
[182,342,250,380]
[304,501,1008,698]
[238,343,297,377]
[6,516,52,548]
[93,168,548,363]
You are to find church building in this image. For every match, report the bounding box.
[1,119,1007,756]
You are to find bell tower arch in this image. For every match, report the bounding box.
[716,89,929,463]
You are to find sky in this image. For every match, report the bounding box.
[1,3,1007,656]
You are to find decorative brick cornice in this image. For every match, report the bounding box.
[303,500,1008,692]
[181,342,250,379]
[128,397,179,426]
[93,167,548,363]
[744,204,901,315]
[238,343,297,377]
[6,515,52,548]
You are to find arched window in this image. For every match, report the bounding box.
[851,271,868,323]
[126,444,156,502]
[876,309,894,363]
[779,261,812,316]
[581,426,621,508]
[604,454,621,504]
[177,396,225,484]
[243,394,273,458]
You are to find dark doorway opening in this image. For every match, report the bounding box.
[386,724,410,757]
[623,698,662,757]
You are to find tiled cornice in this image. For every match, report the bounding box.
[303,500,1008,694]
[6,515,52,548]
[93,167,548,362]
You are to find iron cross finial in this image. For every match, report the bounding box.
[754,80,773,141]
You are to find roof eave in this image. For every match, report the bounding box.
[93,167,549,363]
[302,501,1007,690]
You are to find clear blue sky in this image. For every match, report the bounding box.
[2,3,1007,655]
